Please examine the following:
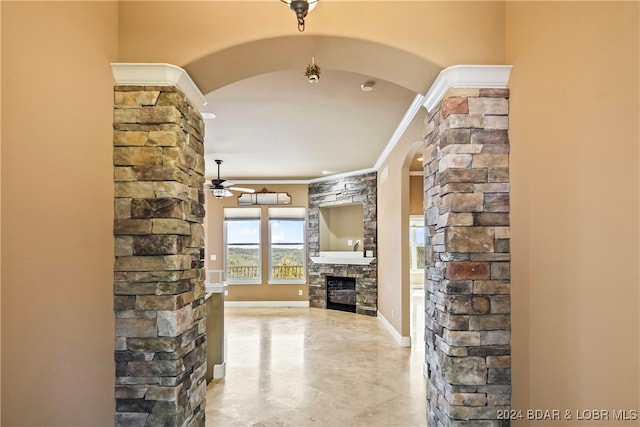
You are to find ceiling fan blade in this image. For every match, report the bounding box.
[229,186,256,194]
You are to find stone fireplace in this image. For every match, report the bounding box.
[307,172,377,316]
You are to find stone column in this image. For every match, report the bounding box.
[424,88,511,427]
[113,85,207,426]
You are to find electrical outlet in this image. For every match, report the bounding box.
[298,289,303,296]
[391,310,394,319]
[224,290,228,296]
[347,240,353,246]
[210,254,216,261]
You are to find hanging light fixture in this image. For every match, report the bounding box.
[280,0,319,32]
[305,57,321,83]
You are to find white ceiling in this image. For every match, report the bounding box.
[201,67,425,182]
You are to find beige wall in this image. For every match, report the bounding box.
[409,175,423,216]
[1,2,117,425]
[506,2,639,424]
[205,184,309,302]
[409,173,424,286]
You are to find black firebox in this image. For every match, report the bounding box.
[326,276,356,313]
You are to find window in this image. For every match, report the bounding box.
[269,207,306,284]
[409,216,425,271]
[224,208,261,283]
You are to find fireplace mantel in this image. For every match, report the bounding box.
[310,251,376,265]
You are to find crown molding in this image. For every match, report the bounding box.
[111,63,207,109]
[373,93,425,171]
[372,64,512,173]
[421,65,512,112]
[308,167,377,184]
[223,179,310,185]
[217,168,377,186]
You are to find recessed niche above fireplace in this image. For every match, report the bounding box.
[311,203,375,264]
[319,203,363,251]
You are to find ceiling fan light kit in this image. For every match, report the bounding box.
[211,188,233,199]
[281,0,318,32]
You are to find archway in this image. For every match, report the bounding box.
[188,35,439,349]
[183,35,440,95]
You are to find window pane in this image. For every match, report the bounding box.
[409,225,426,270]
[270,219,304,243]
[415,227,425,246]
[269,215,306,282]
[227,219,260,244]
[225,212,261,282]
[226,245,260,280]
[271,245,305,279]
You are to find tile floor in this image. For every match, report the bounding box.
[205,287,427,426]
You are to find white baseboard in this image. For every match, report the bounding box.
[213,362,226,379]
[224,300,310,308]
[377,311,412,347]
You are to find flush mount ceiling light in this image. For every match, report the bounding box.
[360,80,376,92]
[281,0,319,32]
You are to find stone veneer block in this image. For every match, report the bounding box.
[424,87,510,427]
[446,227,495,253]
[442,193,484,212]
[441,97,469,118]
[113,85,206,426]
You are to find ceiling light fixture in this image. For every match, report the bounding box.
[211,188,232,199]
[361,80,376,92]
[305,57,321,84]
[281,0,318,32]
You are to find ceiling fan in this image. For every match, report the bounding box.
[209,159,256,199]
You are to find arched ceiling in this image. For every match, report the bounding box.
[184,35,433,181]
[185,35,440,94]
